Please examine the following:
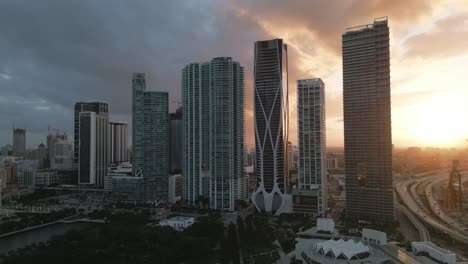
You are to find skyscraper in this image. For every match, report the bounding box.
[342,17,394,223]
[169,107,182,173]
[132,73,169,201]
[109,122,128,164]
[74,102,108,167]
[251,39,290,215]
[293,78,327,216]
[13,128,26,156]
[182,62,210,206]
[182,57,246,211]
[78,111,109,187]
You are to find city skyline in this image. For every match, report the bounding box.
[1,1,468,149]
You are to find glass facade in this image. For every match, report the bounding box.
[252,39,289,215]
[343,18,394,223]
[132,73,169,201]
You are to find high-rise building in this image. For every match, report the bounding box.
[182,57,246,211]
[342,17,394,223]
[74,102,108,167]
[169,107,182,173]
[182,62,210,205]
[78,111,109,187]
[293,78,327,216]
[13,128,26,156]
[109,122,128,164]
[251,39,290,215]
[132,73,169,201]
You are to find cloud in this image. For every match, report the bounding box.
[404,12,468,59]
[0,0,465,148]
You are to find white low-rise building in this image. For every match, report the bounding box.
[159,216,194,231]
[317,218,334,233]
[412,242,456,264]
[362,228,387,246]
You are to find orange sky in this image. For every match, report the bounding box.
[230,0,468,148]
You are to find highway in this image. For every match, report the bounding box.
[424,174,468,237]
[395,170,468,244]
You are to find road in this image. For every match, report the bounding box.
[424,174,468,237]
[395,170,468,244]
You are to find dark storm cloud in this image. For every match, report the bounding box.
[0,0,270,146]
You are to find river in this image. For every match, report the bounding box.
[0,222,96,255]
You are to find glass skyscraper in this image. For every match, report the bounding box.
[182,57,246,211]
[342,17,394,223]
[251,39,290,215]
[132,73,169,201]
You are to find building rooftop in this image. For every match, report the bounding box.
[412,242,453,255]
[344,16,388,33]
[166,215,194,222]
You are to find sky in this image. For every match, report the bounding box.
[1,0,468,149]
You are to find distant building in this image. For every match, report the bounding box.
[294,79,327,216]
[0,144,13,156]
[17,159,39,187]
[251,39,290,215]
[343,17,394,223]
[52,139,73,170]
[169,107,182,173]
[13,128,26,157]
[159,216,194,231]
[362,228,387,246]
[132,73,169,201]
[317,218,334,233]
[47,132,67,168]
[182,57,246,211]
[109,122,128,164]
[35,171,58,186]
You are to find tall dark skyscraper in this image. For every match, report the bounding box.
[13,128,26,157]
[251,39,290,215]
[109,122,128,164]
[74,102,108,167]
[342,17,394,223]
[169,107,182,173]
[132,73,169,201]
[74,102,109,187]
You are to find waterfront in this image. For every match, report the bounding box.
[0,222,96,255]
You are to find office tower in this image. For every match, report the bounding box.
[132,73,169,201]
[293,79,327,216]
[13,128,26,156]
[342,17,394,223]
[169,107,182,173]
[78,111,109,187]
[109,122,128,164]
[74,102,108,167]
[182,57,246,211]
[251,39,290,215]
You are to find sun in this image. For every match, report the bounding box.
[406,93,468,147]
